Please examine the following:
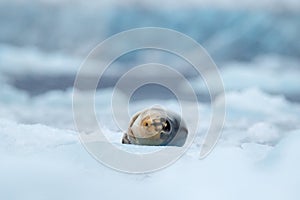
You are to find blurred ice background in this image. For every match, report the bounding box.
[0,0,300,200]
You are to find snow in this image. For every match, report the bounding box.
[0,42,300,200]
[0,81,300,199]
[246,122,281,145]
[0,45,81,76]
[189,56,300,98]
[0,119,77,154]
[1,1,300,199]
[0,45,300,200]
[0,118,299,200]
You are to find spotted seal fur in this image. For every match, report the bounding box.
[122,107,188,146]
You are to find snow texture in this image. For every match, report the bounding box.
[0,1,300,199]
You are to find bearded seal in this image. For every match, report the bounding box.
[122,107,188,146]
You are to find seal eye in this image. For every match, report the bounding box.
[142,121,149,127]
[164,120,171,133]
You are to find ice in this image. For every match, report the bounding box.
[222,57,300,96]
[189,55,300,98]
[1,4,300,62]
[0,74,300,200]
[0,119,77,154]
[0,45,80,76]
[218,88,300,149]
[0,84,73,128]
[2,0,300,11]
[224,88,300,128]
[0,117,299,200]
[246,122,281,145]
[1,57,300,200]
[1,1,300,198]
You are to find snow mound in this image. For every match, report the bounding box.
[0,119,77,154]
[246,122,281,145]
[0,117,300,200]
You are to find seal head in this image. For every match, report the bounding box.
[122,107,188,146]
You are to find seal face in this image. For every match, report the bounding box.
[122,107,188,146]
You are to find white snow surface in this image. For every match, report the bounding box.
[0,44,300,199]
[1,0,300,197]
[0,80,300,199]
[0,118,299,200]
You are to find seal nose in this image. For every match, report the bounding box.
[142,119,151,127]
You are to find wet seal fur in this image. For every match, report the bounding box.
[122,107,188,146]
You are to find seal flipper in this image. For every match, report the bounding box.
[122,111,141,145]
[122,133,131,144]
